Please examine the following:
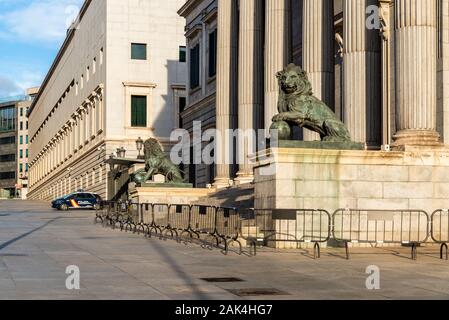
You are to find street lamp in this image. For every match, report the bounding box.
[136,137,144,159]
[108,153,116,171]
[116,147,126,158]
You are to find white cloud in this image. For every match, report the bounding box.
[0,70,44,98]
[0,75,22,97]
[0,0,84,43]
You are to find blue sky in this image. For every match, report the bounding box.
[0,0,84,98]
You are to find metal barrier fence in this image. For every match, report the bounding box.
[95,200,134,230]
[97,202,245,255]
[333,209,429,260]
[431,210,449,260]
[95,203,449,260]
[240,209,331,259]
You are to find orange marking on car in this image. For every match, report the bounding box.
[70,199,80,208]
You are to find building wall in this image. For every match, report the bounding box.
[28,0,107,201]
[0,102,17,198]
[180,0,218,188]
[16,100,31,199]
[0,97,32,199]
[28,0,186,201]
[105,0,187,143]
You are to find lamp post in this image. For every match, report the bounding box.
[136,137,144,159]
[116,147,126,158]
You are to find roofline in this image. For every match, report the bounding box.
[178,0,203,17]
[28,0,92,117]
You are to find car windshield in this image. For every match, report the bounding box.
[63,193,75,200]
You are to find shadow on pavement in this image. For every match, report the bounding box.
[0,217,61,251]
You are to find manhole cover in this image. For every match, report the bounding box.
[201,277,244,283]
[226,288,289,297]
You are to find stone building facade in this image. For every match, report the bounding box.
[28,0,187,201]
[179,0,449,188]
[0,88,36,199]
[0,100,19,198]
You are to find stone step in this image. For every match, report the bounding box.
[194,183,255,209]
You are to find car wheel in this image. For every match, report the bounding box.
[60,204,69,211]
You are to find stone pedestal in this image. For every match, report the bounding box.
[129,183,212,205]
[254,147,449,212]
[254,147,449,248]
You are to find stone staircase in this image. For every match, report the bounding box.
[193,183,255,209]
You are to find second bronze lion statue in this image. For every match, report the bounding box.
[132,138,183,184]
[271,64,351,142]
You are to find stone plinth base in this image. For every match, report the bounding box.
[254,147,449,248]
[129,183,213,205]
[392,130,443,150]
[277,140,365,150]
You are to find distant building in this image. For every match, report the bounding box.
[27,0,187,201]
[0,88,37,199]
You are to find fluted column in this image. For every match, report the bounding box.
[214,0,238,189]
[264,0,290,131]
[392,0,440,148]
[236,0,264,184]
[303,0,334,141]
[343,0,382,149]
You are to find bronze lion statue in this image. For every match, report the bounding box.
[271,64,351,142]
[132,138,183,184]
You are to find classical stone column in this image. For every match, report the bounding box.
[214,0,238,189]
[392,0,440,148]
[236,0,264,184]
[379,0,392,146]
[264,0,290,131]
[343,0,382,149]
[302,0,334,141]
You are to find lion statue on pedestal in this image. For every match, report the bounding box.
[271,64,351,142]
[132,138,183,184]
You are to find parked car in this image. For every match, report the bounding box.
[51,192,103,211]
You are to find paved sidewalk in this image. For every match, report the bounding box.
[0,200,448,300]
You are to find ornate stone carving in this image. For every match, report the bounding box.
[271,64,351,142]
